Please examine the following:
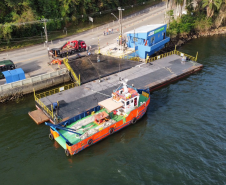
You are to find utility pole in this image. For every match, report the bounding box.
[118,7,124,52]
[42,18,48,47]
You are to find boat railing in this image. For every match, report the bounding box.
[58,106,101,126]
[113,85,137,93]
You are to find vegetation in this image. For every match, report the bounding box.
[166,0,226,36]
[0,0,160,51]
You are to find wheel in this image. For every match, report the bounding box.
[87,139,93,146]
[109,127,114,134]
[60,54,63,58]
[71,50,75,55]
[49,133,54,140]
[131,118,137,124]
[65,149,70,157]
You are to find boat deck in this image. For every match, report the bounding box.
[54,95,148,149]
[38,54,203,120]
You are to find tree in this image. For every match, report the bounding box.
[202,0,222,17]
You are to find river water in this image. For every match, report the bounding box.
[1,35,226,185]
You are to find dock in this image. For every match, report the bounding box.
[34,52,203,123]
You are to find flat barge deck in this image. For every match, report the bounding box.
[35,54,203,122]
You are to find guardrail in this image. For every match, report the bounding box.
[63,58,80,85]
[146,49,197,63]
[0,68,68,93]
[34,82,75,119]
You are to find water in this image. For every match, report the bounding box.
[1,35,226,184]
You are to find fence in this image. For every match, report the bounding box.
[63,58,81,85]
[146,49,197,63]
[34,82,76,119]
[0,68,68,93]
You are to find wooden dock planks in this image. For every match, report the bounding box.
[28,109,49,125]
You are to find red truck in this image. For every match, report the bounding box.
[50,40,87,58]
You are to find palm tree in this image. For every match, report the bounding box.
[202,0,222,17]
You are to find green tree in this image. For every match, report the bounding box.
[202,0,222,17]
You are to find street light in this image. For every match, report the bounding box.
[111,8,124,51]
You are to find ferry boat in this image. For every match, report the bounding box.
[45,79,150,156]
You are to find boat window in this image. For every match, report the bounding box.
[121,100,124,104]
[127,101,130,105]
[120,90,123,94]
[134,97,137,106]
[131,99,133,104]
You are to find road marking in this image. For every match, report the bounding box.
[15,54,47,63]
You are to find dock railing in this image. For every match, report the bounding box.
[63,58,81,86]
[96,49,197,63]
[34,82,75,119]
[146,49,197,63]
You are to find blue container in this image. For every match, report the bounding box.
[2,68,26,83]
[2,71,13,83]
[15,68,26,80]
[10,70,20,82]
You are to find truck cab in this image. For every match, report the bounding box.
[0,60,16,79]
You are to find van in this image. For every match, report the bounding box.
[0,60,16,79]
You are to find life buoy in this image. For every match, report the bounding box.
[65,149,70,157]
[49,133,54,140]
[109,127,114,134]
[87,139,93,145]
[131,117,137,124]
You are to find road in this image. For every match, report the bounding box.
[0,2,166,85]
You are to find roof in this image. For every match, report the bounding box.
[98,98,124,112]
[125,24,165,34]
[0,60,14,66]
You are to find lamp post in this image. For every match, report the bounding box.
[42,18,48,47]
[111,7,124,52]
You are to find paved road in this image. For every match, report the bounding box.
[0,2,166,85]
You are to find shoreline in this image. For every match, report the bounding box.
[155,27,226,55]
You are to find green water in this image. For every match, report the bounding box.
[1,35,226,184]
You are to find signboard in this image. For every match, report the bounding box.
[59,87,64,92]
[89,17,93,22]
[148,27,164,36]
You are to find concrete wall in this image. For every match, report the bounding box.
[0,68,71,98]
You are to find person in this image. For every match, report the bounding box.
[104,31,105,36]
[117,38,119,45]
[112,28,113,34]
[109,28,111,34]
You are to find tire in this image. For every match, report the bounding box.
[131,118,137,124]
[60,54,63,58]
[49,133,54,140]
[65,149,70,157]
[87,139,93,146]
[83,48,86,51]
[109,127,114,134]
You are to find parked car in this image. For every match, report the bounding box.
[0,60,16,79]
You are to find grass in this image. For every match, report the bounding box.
[0,0,161,52]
